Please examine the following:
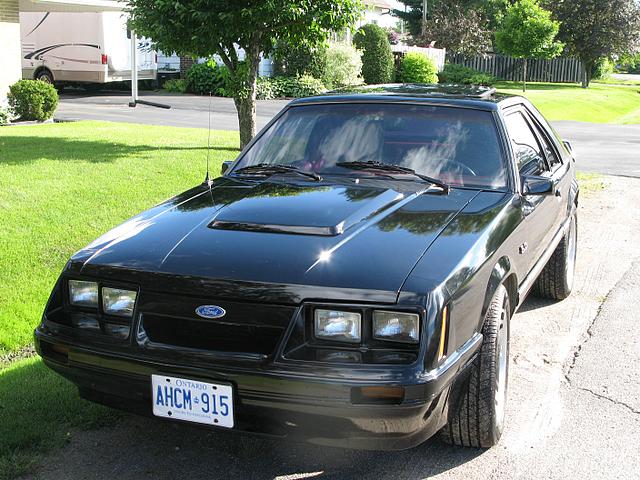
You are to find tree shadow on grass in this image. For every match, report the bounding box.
[0,136,239,165]
[0,357,119,480]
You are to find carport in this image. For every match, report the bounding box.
[0,0,122,103]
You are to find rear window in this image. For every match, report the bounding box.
[237,103,507,190]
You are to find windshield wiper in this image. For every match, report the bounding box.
[336,161,450,193]
[233,163,322,182]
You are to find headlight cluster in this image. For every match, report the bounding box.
[314,309,420,344]
[68,280,137,317]
[315,309,362,343]
[68,280,98,307]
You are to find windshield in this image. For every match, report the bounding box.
[234,103,507,190]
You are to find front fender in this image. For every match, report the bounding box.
[479,256,517,332]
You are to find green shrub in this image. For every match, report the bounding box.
[257,75,325,99]
[7,79,58,121]
[467,73,496,86]
[185,61,228,95]
[354,23,395,84]
[438,63,496,85]
[162,78,187,93]
[322,43,363,89]
[272,40,328,79]
[400,52,439,84]
[593,58,614,80]
[0,107,9,125]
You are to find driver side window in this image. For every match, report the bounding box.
[504,111,549,176]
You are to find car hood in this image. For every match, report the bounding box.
[73,178,480,296]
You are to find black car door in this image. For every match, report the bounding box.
[503,107,561,275]
[522,106,572,251]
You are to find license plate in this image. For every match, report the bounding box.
[151,374,234,428]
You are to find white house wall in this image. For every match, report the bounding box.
[0,0,22,104]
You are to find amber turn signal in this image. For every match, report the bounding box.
[351,386,405,404]
[438,305,449,361]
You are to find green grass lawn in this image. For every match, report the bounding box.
[0,121,238,478]
[0,121,239,355]
[0,358,121,480]
[576,172,607,196]
[495,82,640,124]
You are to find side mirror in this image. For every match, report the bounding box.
[563,140,573,153]
[521,175,554,196]
[221,160,234,175]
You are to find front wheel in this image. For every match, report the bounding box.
[440,284,510,448]
[35,69,54,84]
[535,212,577,300]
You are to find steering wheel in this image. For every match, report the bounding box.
[446,161,477,177]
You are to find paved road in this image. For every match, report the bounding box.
[610,73,640,83]
[553,121,640,178]
[25,176,640,480]
[55,92,640,178]
[55,91,288,131]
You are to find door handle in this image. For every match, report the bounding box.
[553,179,562,198]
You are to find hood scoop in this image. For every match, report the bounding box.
[208,183,406,236]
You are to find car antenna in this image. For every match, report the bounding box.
[204,92,213,187]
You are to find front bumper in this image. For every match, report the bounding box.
[35,327,481,450]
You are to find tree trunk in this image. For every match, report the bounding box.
[523,58,527,93]
[581,60,593,89]
[235,96,257,150]
[235,44,261,150]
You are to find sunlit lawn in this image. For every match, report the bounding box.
[0,121,238,478]
[496,81,640,124]
[0,121,239,355]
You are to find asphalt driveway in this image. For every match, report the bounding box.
[54,91,640,178]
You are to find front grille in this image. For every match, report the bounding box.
[142,314,284,355]
[137,293,296,357]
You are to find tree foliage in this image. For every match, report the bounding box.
[354,24,395,84]
[126,0,363,148]
[546,0,640,87]
[394,0,512,36]
[495,0,563,90]
[412,1,492,56]
[272,40,328,79]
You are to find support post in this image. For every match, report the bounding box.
[421,0,427,36]
[129,30,139,107]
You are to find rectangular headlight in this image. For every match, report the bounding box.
[102,287,137,317]
[68,280,98,307]
[373,311,420,344]
[314,309,361,343]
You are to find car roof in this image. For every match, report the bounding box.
[289,83,521,112]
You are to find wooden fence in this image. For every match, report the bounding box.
[447,53,585,83]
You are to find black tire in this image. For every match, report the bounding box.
[440,285,510,448]
[35,69,54,84]
[534,213,577,301]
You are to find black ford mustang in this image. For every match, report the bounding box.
[36,84,578,450]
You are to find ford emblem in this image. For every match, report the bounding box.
[195,305,226,319]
